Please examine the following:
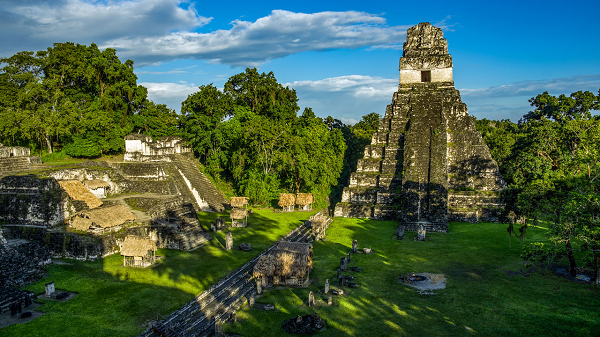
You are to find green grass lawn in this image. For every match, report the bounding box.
[0,209,317,337]
[226,219,600,337]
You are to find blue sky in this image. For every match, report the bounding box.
[1,0,599,124]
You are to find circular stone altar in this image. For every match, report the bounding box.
[399,273,446,291]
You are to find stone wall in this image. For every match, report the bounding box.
[124,134,191,162]
[0,234,51,288]
[0,145,30,158]
[0,175,72,226]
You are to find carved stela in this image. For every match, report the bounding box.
[334,22,505,232]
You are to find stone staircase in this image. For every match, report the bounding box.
[0,287,35,314]
[171,154,228,213]
[335,112,406,220]
[0,157,34,177]
[147,197,211,250]
[138,213,318,337]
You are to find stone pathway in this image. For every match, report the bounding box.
[138,213,320,337]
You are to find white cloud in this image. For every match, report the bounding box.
[140,81,199,111]
[1,2,411,66]
[284,75,397,123]
[103,10,410,66]
[460,75,600,99]
[286,75,397,98]
[0,0,209,57]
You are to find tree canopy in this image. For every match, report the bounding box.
[0,42,176,156]
[180,68,347,207]
[477,89,600,279]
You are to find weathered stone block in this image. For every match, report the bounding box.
[363,146,383,159]
[349,173,378,188]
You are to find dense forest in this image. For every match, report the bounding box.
[0,43,178,157]
[476,90,600,278]
[0,43,377,208]
[2,43,599,277]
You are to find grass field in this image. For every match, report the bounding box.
[0,209,317,337]
[2,214,598,336]
[226,218,600,337]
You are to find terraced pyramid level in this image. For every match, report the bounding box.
[334,22,506,232]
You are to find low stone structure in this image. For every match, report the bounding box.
[0,144,41,177]
[282,314,324,334]
[70,204,136,233]
[253,241,313,287]
[278,193,295,212]
[120,235,157,268]
[0,287,35,315]
[334,22,505,231]
[124,134,191,162]
[296,193,314,211]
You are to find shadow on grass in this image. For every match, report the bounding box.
[0,209,317,337]
[226,218,600,337]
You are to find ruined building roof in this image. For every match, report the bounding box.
[58,180,103,209]
[278,193,295,207]
[82,179,110,190]
[120,235,156,257]
[253,242,313,279]
[295,193,314,206]
[230,196,249,208]
[70,216,93,231]
[78,204,135,228]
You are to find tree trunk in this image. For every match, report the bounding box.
[565,238,577,276]
[44,134,52,154]
[594,253,600,284]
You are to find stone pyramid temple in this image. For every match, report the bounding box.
[334,22,505,232]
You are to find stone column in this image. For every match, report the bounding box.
[215,319,223,337]
[225,231,233,250]
[397,225,405,240]
[417,225,426,241]
[248,291,255,307]
[45,282,55,297]
[256,278,262,294]
[340,257,346,271]
[328,296,332,306]
[308,291,314,307]
[352,240,358,253]
[324,279,329,294]
[346,251,351,263]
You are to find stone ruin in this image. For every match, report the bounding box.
[124,134,191,162]
[282,314,324,334]
[0,144,42,177]
[335,22,505,232]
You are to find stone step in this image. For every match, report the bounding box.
[138,216,318,337]
[172,154,228,212]
[349,173,401,189]
[370,132,404,146]
[341,187,398,205]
